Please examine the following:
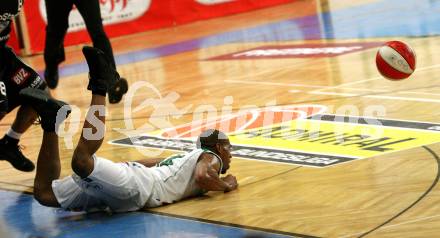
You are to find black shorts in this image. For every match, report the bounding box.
[0,46,47,113]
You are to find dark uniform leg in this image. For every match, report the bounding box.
[75,0,128,103]
[43,0,74,89]
[75,0,116,69]
[0,47,47,172]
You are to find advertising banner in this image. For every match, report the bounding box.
[22,0,294,54]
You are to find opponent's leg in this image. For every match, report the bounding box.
[76,0,130,93]
[76,0,116,69]
[43,0,74,89]
[82,46,128,104]
[0,105,37,171]
[10,105,37,134]
[0,47,38,171]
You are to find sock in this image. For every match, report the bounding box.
[7,128,22,140]
[2,128,22,145]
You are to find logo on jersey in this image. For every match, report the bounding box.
[0,82,6,96]
[206,42,384,60]
[12,68,30,85]
[30,76,43,89]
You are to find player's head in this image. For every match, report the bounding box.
[196,129,232,174]
[0,0,23,21]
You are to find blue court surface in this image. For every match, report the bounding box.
[0,190,303,238]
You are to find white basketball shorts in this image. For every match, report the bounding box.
[51,155,153,212]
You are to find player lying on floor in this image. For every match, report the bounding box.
[21,46,238,212]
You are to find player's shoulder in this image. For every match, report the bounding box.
[198,149,221,163]
[199,149,215,157]
[199,151,214,160]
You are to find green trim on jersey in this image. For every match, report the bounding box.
[157,153,185,167]
[157,149,223,175]
[201,149,223,175]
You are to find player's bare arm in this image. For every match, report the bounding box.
[134,158,166,168]
[194,153,238,192]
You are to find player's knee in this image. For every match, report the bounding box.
[72,149,94,178]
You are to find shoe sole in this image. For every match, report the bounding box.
[19,88,71,116]
[109,78,128,104]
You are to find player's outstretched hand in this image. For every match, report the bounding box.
[222,174,238,192]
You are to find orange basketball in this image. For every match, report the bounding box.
[376,41,416,80]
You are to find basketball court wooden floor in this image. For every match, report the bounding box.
[2,0,440,237]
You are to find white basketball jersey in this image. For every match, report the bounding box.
[142,148,223,207]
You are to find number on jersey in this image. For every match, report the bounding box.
[0,82,6,97]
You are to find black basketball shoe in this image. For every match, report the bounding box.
[0,136,35,172]
[19,88,71,132]
[82,46,128,104]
